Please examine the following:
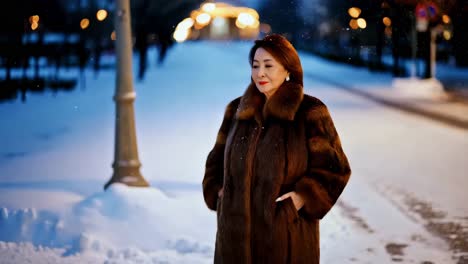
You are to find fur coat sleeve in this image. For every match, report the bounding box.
[202,98,240,211]
[295,98,351,220]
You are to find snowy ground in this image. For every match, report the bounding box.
[1,41,467,263]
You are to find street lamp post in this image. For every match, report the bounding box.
[104,0,149,190]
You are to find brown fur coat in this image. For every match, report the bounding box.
[203,81,351,264]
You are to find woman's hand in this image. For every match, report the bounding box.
[275,191,304,211]
[218,188,224,198]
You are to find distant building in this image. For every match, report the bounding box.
[173,2,260,42]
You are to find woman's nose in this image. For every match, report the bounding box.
[257,67,265,78]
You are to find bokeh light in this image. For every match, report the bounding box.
[237,13,255,26]
[348,7,361,18]
[29,15,40,24]
[202,3,216,13]
[383,17,391,27]
[96,9,108,21]
[80,18,90,29]
[442,14,450,24]
[357,18,367,29]
[31,22,39,30]
[443,30,451,40]
[178,18,194,29]
[173,17,195,43]
[349,19,358,30]
[173,28,190,42]
[196,13,211,25]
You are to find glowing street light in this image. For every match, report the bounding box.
[443,30,451,40]
[349,19,359,30]
[348,7,361,18]
[178,18,194,29]
[236,12,258,29]
[29,15,40,24]
[31,22,39,30]
[202,3,216,13]
[442,14,450,24]
[357,18,367,29]
[29,15,40,31]
[173,17,194,42]
[383,17,392,27]
[96,9,108,21]
[196,13,211,25]
[237,13,255,26]
[173,28,190,42]
[80,18,90,29]
[235,19,246,29]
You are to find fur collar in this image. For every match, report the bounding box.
[236,81,304,122]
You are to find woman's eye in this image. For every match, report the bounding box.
[265,65,272,68]
[252,65,259,69]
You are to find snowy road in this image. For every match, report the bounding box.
[302,75,468,263]
[0,42,467,263]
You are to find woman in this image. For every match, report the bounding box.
[202,34,351,264]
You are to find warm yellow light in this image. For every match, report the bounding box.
[96,9,108,21]
[382,17,391,27]
[235,19,246,29]
[80,18,90,29]
[196,13,211,25]
[29,15,40,24]
[202,3,216,13]
[443,30,451,40]
[194,23,204,30]
[348,7,361,18]
[174,17,194,42]
[177,18,194,30]
[442,14,450,24]
[357,18,367,29]
[173,28,190,42]
[111,31,116,41]
[349,19,358,30]
[237,12,255,27]
[251,19,260,29]
[31,22,39,30]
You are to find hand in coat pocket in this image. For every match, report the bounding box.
[275,191,304,211]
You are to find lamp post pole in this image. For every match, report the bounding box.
[104,0,149,190]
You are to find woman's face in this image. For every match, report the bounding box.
[251,48,289,99]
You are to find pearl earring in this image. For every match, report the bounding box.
[286,75,290,81]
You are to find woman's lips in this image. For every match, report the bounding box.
[258,81,268,85]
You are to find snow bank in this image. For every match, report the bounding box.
[392,77,448,100]
[0,184,215,263]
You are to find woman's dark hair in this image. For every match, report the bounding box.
[249,34,303,86]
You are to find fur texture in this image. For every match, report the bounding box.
[203,82,351,264]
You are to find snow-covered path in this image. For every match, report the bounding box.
[0,42,466,263]
[305,78,467,263]
[301,56,468,263]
